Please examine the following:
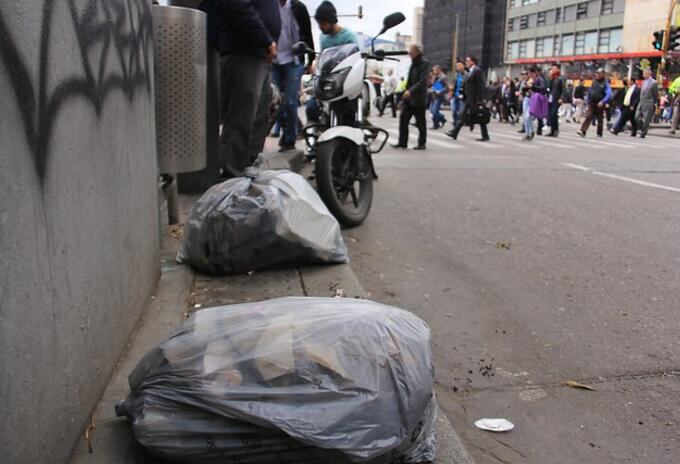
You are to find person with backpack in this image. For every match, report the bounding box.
[577,68,612,138]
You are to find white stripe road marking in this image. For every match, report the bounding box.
[561,163,680,194]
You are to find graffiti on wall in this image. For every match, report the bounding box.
[0,0,153,184]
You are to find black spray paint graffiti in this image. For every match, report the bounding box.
[0,0,153,184]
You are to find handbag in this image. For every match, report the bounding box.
[464,104,491,125]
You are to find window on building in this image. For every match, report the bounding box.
[574,32,585,54]
[553,36,561,56]
[525,39,536,58]
[609,28,622,52]
[584,31,598,53]
[536,38,545,57]
[520,15,528,30]
[601,0,614,15]
[518,41,527,58]
[537,11,546,27]
[555,8,562,24]
[563,5,576,22]
[598,30,610,53]
[576,2,588,20]
[508,18,514,32]
[543,36,555,57]
[508,41,520,60]
[562,34,575,55]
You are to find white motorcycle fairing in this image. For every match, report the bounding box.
[317,126,366,147]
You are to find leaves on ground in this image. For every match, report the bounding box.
[565,380,595,391]
[496,242,512,250]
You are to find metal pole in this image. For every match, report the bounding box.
[452,13,459,67]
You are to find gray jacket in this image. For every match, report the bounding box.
[638,78,659,112]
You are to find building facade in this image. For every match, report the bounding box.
[413,6,424,46]
[503,0,677,82]
[422,0,507,72]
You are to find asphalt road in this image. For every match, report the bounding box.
[345,114,680,463]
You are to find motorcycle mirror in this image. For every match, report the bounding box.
[292,41,310,56]
[380,12,405,34]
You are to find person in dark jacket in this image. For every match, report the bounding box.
[610,78,640,136]
[392,44,431,150]
[448,55,489,142]
[577,68,612,138]
[217,0,280,178]
[547,63,565,136]
[270,0,313,152]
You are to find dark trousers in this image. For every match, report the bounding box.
[581,103,605,136]
[399,102,427,147]
[219,55,272,178]
[548,101,560,134]
[613,106,637,135]
[380,94,397,117]
[451,106,489,140]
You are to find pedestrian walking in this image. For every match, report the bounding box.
[560,83,574,123]
[635,68,659,138]
[391,44,431,150]
[447,55,490,142]
[577,68,612,138]
[449,60,466,128]
[271,0,313,152]
[573,80,586,123]
[429,65,448,129]
[379,69,398,117]
[500,76,517,123]
[547,63,565,136]
[522,66,548,141]
[218,0,280,178]
[669,75,680,135]
[516,70,529,134]
[610,78,640,137]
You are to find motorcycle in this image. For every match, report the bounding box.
[293,12,408,228]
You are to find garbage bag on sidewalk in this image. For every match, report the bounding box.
[116,297,437,463]
[177,169,349,275]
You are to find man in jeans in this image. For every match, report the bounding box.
[218,0,280,178]
[577,68,612,138]
[271,0,313,152]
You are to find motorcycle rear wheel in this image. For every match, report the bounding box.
[316,138,373,228]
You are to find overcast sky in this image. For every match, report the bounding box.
[159,1,424,42]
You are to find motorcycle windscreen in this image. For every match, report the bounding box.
[317,44,360,75]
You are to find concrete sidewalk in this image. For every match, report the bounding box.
[69,192,474,464]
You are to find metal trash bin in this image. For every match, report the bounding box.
[152,5,207,175]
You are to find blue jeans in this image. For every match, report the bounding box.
[271,62,304,146]
[451,97,463,126]
[523,97,534,136]
[430,98,446,128]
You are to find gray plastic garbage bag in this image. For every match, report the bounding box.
[176,170,349,274]
[117,297,437,463]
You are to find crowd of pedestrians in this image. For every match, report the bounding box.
[392,54,680,149]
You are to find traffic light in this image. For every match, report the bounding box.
[670,26,680,51]
[652,30,665,50]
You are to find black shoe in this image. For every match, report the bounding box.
[476,137,490,142]
[390,143,407,149]
[446,131,458,140]
[630,133,637,137]
[518,129,525,134]
[577,130,586,137]
[412,145,426,150]
[278,144,296,152]
[521,135,532,142]
[546,132,559,137]
[609,129,617,135]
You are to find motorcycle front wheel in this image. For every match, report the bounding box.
[316,138,373,228]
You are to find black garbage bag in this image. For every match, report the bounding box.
[117,297,437,463]
[177,170,349,274]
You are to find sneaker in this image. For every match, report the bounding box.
[521,135,532,142]
[577,130,586,137]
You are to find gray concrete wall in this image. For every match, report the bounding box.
[0,1,159,463]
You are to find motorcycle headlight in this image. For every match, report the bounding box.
[315,67,352,100]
